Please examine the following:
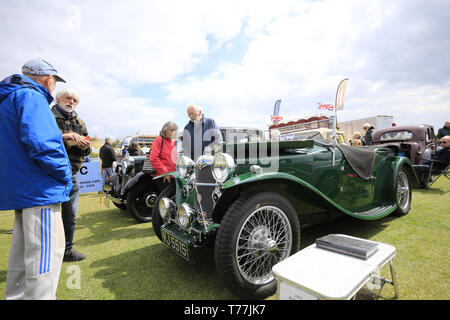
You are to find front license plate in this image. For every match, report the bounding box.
[161,228,190,261]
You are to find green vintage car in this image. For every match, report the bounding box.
[151,138,419,299]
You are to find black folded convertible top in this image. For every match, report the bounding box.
[336,145,376,180]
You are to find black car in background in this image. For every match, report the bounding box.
[103,127,265,222]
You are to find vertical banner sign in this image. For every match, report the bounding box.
[332,78,349,166]
[273,99,281,116]
[271,99,283,124]
[335,78,349,110]
[77,161,102,193]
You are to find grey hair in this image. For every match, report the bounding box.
[55,88,80,103]
[160,121,178,138]
[187,103,202,113]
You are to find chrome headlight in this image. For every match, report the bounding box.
[212,153,236,183]
[177,156,195,178]
[158,197,175,219]
[177,203,193,228]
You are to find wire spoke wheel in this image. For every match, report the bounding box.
[394,169,411,216]
[215,191,300,299]
[396,171,410,210]
[236,205,292,285]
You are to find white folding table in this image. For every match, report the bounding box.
[272,234,399,300]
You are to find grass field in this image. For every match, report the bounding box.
[0,178,448,300]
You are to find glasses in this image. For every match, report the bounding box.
[441,141,448,144]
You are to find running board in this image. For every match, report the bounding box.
[352,205,396,218]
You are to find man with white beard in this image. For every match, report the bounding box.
[182,103,222,161]
[51,88,91,262]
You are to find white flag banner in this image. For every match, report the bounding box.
[335,78,349,110]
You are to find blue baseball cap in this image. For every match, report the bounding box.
[22,58,66,83]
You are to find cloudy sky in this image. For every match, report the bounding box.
[1,0,449,140]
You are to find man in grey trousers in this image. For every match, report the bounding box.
[0,59,73,299]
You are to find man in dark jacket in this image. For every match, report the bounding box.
[52,88,91,262]
[437,121,450,139]
[0,59,72,299]
[99,137,117,185]
[182,103,222,161]
[362,123,375,146]
[433,136,450,169]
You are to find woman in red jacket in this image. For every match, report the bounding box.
[150,121,178,190]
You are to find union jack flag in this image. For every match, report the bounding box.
[318,103,334,111]
[271,115,283,123]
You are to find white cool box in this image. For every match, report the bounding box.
[272,234,399,300]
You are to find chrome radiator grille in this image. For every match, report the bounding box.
[195,165,216,219]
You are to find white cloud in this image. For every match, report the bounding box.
[164,0,450,131]
[0,0,258,138]
[1,0,449,139]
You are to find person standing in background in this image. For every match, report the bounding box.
[362,123,375,146]
[99,137,117,186]
[437,121,450,139]
[150,121,178,192]
[182,103,222,161]
[52,88,91,262]
[128,141,144,156]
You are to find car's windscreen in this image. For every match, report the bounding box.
[380,130,413,141]
[222,130,263,143]
[281,131,330,143]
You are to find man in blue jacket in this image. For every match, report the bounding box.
[182,103,223,161]
[0,59,72,299]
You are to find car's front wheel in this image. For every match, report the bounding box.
[215,192,300,299]
[126,180,159,223]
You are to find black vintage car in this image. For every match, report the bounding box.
[103,153,159,222]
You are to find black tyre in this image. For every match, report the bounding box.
[394,169,411,216]
[126,181,159,223]
[151,183,176,241]
[215,192,300,299]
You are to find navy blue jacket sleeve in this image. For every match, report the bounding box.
[205,118,223,146]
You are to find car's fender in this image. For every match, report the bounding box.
[219,171,397,221]
[122,171,160,194]
[153,171,179,179]
[122,172,145,194]
[393,156,420,189]
[222,171,315,192]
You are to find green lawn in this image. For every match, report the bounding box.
[1,178,448,300]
